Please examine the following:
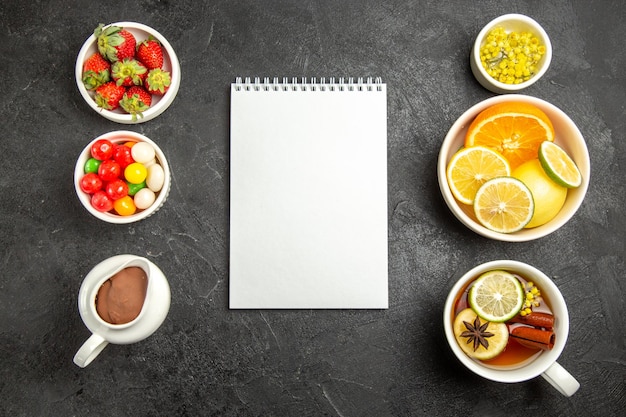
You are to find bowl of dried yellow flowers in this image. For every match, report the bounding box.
[471,14,552,94]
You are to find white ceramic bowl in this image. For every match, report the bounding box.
[75,22,181,124]
[471,14,552,94]
[74,130,171,223]
[437,95,590,242]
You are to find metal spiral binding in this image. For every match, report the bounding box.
[234,76,384,92]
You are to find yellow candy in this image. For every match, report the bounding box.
[125,162,148,184]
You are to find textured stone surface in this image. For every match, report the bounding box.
[1,0,624,416]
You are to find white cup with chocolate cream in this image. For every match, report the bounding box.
[73,254,170,368]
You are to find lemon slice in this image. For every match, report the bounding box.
[538,141,582,188]
[468,270,525,322]
[446,146,511,205]
[453,308,509,360]
[473,177,534,233]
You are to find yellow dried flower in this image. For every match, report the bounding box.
[479,26,546,84]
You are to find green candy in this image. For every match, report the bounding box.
[127,181,146,196]
[84,157,101,173]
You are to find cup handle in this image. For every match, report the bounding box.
[541,361,580,396]
[73,334,109,368]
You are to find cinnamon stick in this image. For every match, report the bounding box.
[508,312,554,329]
[511,326,555,350]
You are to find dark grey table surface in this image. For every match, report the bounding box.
[1,0,624,416]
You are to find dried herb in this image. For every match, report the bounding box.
[460,315,494,351]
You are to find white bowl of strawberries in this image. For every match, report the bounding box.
[76,22,181,124]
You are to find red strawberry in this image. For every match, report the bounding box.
[94,82,126,110]
[144,68,171,95]
[111,58,147,87]
[119,86,152,120]
[136,38,164,70]
[95,24,136,62]
[82,52,111,90]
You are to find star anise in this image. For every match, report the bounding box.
[461,315,494,351]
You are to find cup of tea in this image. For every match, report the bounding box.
[73,254,171,368]
[443,260,580,396]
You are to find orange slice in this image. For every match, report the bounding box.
[465,102,555,169]
[446,146,511,205]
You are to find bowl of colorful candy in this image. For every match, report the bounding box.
[470,14,552,94]
[75,21,181,124]
[74,131,171,223]
[437,94,590,242]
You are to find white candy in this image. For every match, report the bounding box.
[131,142,156,164]
[134,188,156,209]
[143,157,157,168]
[146,164,165,192]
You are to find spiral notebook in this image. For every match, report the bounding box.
[229,77,388,309]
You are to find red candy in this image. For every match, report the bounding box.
[80,172,103,194]
[113,144,134,169]
[81,138,163,216]
[91,190,114,212]
[105,179,129,200]
[98,160,121,182]
[91,139,115,161]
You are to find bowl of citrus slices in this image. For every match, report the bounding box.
[437,95,590,241]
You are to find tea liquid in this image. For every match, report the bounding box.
[453,273,553,368]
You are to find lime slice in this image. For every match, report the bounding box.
[453,308,509,360]
[538,141,582,188]
[473,177,534,233]
[468,270,524,322]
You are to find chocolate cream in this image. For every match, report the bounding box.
[96,266,148,324]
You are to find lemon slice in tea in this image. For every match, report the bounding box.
[473,176,534,233]
[446,145,511,205]
[453,308,509,360]
[469,270,525,322]
[538,141,582,188]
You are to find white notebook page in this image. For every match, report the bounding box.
[229,78,388,309]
